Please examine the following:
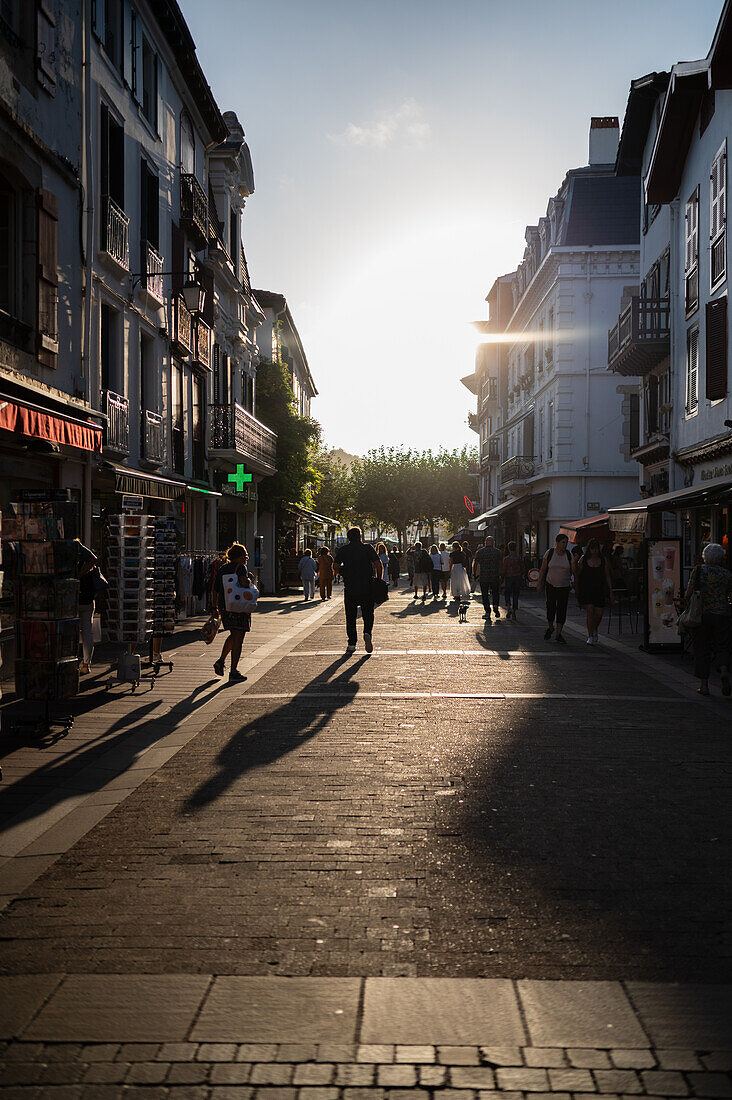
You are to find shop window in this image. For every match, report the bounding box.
[706,296,728,401]
[685,326,699,415]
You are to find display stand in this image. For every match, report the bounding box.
[146,517,176,677]
[0,492,80,736]
[105,514,154,691]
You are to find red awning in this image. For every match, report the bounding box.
[0,398,102,453]
[558,513,612,544]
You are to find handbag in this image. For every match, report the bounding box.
[678,568,703,631]
[221,570,259,613]
[371,576,389,606]
[92,614,102,643]
[201,614,220,644]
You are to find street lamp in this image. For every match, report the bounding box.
[181,274,206,316]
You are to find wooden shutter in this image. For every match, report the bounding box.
[706,297,728,401]
[710,144,726,242]
[91,0,105,39]
[36,188,58,369]
[130,10,139,100]
[686,327,699,413]
[36,0,56,95]
[685,191,699,271]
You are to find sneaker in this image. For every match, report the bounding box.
[364,633,373,653]
[593,632,599,643]
[346,644,356,655]
[586,636,594,646]
[544,627,553,640]
[556,633,567,645]
[213,659,225,677]
[228,669,247,683]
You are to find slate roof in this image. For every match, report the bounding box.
[559,170,641,247]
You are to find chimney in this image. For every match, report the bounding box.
[589,116,619,165]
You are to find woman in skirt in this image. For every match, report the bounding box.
[213,543,255,682]
[449,542,472,601]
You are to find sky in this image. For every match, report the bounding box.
[180,0,722,456]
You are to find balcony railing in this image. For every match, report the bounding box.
[102,389,129,454]
[209,401,277,475]
[480,441,500,466]
[142,241,164,304]
[172,295,193,356]
[239,243,251,294]
[468,411,479,432]
[193,320,212,370]
[607,296,670,376]
[141,409,164,465]
[101,195,129,269]
[180,173,208,244]
[500,455,534,485]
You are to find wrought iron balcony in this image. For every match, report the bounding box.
[102,389,129,454]
[141,409,164,466]
[101,195,129,270]
[193,320,212,370]
[142,241,164,304]
[468,410,479,432]
[171,295,193,356]
[209,401,277,476]
[180,172,208,245]
[608,296,670,376]
[481,441,500,467]
[500,454,534,485]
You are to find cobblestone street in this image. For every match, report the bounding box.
[1,587,731,1094]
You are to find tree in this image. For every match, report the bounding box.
[312,445,354,524]
[254,357,321,513]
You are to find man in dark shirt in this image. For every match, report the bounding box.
[334,527,382,654]
[473,535,503,621]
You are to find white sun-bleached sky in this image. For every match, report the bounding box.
[180,0,721,456]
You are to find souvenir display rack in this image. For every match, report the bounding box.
[105,514,154,690]
[146,517,176,675]
[0,492,80,735]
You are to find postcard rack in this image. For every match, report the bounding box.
[105,514,154,690]
[146,517,176,675]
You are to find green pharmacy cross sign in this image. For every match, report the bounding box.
[228,464,253,492]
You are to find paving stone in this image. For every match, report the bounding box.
[198,1043,240,1062]
[79,1087,127,1100]
[523,1048,566,1068]
[125,1062,169,1084]
[475,1093,522,1100]
[157,1043,201,1061]
[81,1044,121,1063]
[609,1050,656,1069]
[568,1050,612,1069]
[116,1043,162,1062]
[278,1045,319,1063]
[640,1070,690,1095]
[0,1042,45,1060]
[296,1090,339,1100]
[193,979,360,1043]
[83,1063,130,1084]
[167,1062,212,1084]
[210,1089,255,1100]
[593,1069,643,1093]
[376,1065,418,1087]
[38,1063,88,1085]
[702,1055,732,1072]
[317,1045,357,1063]
[0,1062,46,1085]
[450,1067,498,1089]
[495,1067,550,1091]
[292,1065,335,1086]
[686,1072,732,1097]
[167,1087,211,1100]
[518,982,647,1049]
[336,1065,376,1086]
[211,1065,254,1085]
[384,1091,429,1100]
[656,1051,704,1071]
[479,1046,524,1067]
[437,1092,475,1100]
[363,979,524,1045]
[420,1064,448,1086]
[528,1093,571,1100]
[627,985,732,1049]
[357,1046,394,1064]
[250,1064,296,1086]
[438,1047,481,1065]
[239,1046,279,1063]
[0,974,63,1039]
[251,1089,296,1100]
[342,1090,386,1100]
[395,1045,434,1063]
[546,1068,595,1091]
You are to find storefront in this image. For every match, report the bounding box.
[469,491,549,565]
[557,513,613,546]
[278,504,339,589]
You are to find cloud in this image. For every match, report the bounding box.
[329,98,430,150]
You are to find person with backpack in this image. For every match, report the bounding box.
[334,527,382,654]
[537,531,574,645]
[473,535,502,621]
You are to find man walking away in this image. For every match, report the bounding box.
[298,548,318,600]
[439,542,451,597]
[502,540,522,620]
[538,531,573,644]
[334,527,382,654]
[473,535,502,621]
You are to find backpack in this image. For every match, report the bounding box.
[420,550,434,572]
[546,547,573,567]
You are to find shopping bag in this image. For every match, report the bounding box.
[221,572,259,612]
[201,614,220,644]
[678,589,703,631]
[92,614,102,643]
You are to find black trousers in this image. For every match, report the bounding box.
[480,577,500,613]
[693,612,732,680]
[545,582,570,626]
[431,570,441,596]
[345,596,375,645]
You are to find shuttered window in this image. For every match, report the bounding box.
[685,188,699,315]
[36,0,56,95]
[36,188,58,369]
[706,297,728,401]
[686,327,699,415]
[710,142,727,288]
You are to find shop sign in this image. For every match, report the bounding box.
[121,494,143,513]
[644,537,682,652]
[700,462,732,480]
[586,501,601,511]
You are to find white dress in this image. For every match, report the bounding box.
[450,562,471,600]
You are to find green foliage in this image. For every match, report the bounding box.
[255,357,321,513]
[312,446,354,523]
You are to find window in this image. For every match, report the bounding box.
[548,400,553,459]
[93,0,123,72]
[659,369,671,433]
[706,297,728,401]
[192,376,204,481]
[140,333,158,412]
[629,392,640,450]
[229,208,238,267]
[686,326,699,415]
[685,188,699,315]
[141,34,157,129]
[100,103,124,208]
[180,112,194,176]
[36,0,56,95]
[140,158,159,249]
[710,141,726,288]
[36,188,58,368]
[171,359,185,474]
[645,375,659,434]
[100,303,118,392]
[0,173,15,315]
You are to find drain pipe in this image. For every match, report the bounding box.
[583,253,593,514]
[80,0,94,543]
[668,199,679,493]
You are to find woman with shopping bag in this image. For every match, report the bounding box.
[212,543,258,682]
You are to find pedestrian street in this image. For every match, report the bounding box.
[0,583,731,1094]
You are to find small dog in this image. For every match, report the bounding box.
[458,601,470,623]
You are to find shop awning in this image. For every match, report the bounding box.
[558,513,612,544]
[468,491,547,531]
[608,473,732,533]
[284,503,339,528]
[103,462,187,500]
[0,397,102,452]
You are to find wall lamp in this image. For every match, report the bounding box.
[128,271,206,316]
